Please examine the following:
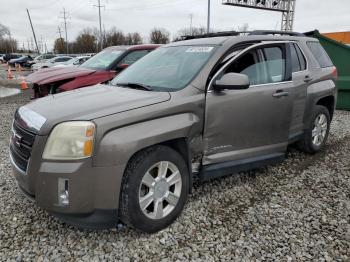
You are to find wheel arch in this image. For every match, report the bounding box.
[93,113,201,191]
[316,95,335,120]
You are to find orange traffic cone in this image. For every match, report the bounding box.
[7,66,13,80]
[20,78,28,90]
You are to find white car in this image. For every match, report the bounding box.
[52,56,90,68]
[32,56,73,71]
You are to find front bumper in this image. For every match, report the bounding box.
[10,145,125,229]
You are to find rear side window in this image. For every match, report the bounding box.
[290,43,307,72]
[307,42,333,68]
[119,50,149,66]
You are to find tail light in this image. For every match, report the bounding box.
[332,67,338,80]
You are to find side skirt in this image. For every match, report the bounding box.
[288,131,304,144]
[199,153,285,182]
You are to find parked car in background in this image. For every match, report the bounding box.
[2,53,21,63]
[10,31,337,232]
[0,54,4,63]
[27,44,160,98]
[8,55,34,68]
[27,53,57,68]
[32,56,73,71]
[52,56,90,68]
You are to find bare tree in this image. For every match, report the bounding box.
[53,38,66,54]
[105,27,125,47]
[74,28,98,53]
[174,26,207,41]
[150,28,170,44]
[0,23,10,38]
[124,33,133,45]
[131,32,143,45]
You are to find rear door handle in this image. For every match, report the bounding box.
[272,90,289,98]
[304,75,313,83]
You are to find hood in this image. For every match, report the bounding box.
[24,84,171,135]
[26,66,96,85]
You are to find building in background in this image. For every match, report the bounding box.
[305,30,350,110]
[323,31,350,46]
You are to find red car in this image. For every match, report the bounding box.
[27,44,160,98]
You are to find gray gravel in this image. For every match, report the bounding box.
[0,92,349,261]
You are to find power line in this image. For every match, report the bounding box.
[60,8,69,54]
[26,8,40,54]
[189,14,193,35]
[56,26,65,51]
[207,0,211,33]
[57,26,63,39]
[94,0,105,51]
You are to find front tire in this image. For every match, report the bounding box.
[298,105,331,154]
[120,145,189,233]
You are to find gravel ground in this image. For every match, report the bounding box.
[0,92,349,261]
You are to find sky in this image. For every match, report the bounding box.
[0,0,349,51]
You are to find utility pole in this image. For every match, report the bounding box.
[57,26,63,39]
[40,35,43,53]
[57,26,64,52]
[207,0,211,34]
[26,9,40,54]
[9,32,14,53]
[189,14,193,35]
[94,0,104,51]
[27,39,30,53]
[60,8,69,54]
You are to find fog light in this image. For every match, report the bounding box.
[58,178,69,206]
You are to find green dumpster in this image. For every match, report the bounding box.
[305,30,350,110]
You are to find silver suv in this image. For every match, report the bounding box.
[10,31,337,233]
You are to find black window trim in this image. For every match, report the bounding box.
[259,44,289,84]
[208,41,296,92]
[289,42,308,74]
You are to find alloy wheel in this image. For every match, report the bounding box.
[139,161,182,220]
[312,113,328,146]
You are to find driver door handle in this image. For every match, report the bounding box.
[272,90,289,98]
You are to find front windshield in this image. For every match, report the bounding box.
[111,45,216,91]
[80,50,124,70]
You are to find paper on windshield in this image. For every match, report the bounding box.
[185,47,214,53]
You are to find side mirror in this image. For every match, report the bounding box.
[117,63,129,69]
[213,73,250,91]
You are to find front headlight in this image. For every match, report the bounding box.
[43,121,95,160]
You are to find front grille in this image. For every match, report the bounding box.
[10,120,36,172]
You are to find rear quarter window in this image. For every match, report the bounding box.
[307,42,333,68]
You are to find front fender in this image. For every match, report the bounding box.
[93,113,200,167]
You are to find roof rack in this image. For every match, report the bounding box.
[180,30,305,41]
[249,30,305,37]
[181,31,241,40]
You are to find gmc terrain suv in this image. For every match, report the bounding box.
[10,31,337,233]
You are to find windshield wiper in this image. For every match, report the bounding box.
[117,82,153,91]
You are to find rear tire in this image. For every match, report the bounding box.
[297,105,330,154]
[120,145,189,233]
